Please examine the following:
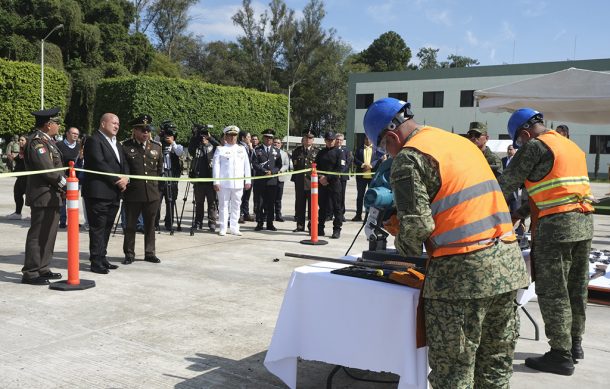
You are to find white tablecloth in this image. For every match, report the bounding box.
[264,262,428,389]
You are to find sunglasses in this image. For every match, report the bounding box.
[467,132,482,139]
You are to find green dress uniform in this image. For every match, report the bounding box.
[121,138,163,261]
[391,127,529,388]
[290,143,318,230]
[23,130,66,281]
[497,136,594,358]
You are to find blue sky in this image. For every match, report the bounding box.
[188,0,610,66]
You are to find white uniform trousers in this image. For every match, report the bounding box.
[218,188,243,234]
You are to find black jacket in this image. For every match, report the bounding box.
[82,130,127,202]
[252,144,282,186]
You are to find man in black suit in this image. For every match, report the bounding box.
[21,107,66,285]
[82,113,128,274]
[252,128,282,231]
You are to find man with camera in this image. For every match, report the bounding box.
[188,124,219,232]
[157,120,184,232]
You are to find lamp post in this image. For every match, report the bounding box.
[40,24,63,109]
[286,80,302,152]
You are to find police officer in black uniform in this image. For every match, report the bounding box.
[22,107,66,285]
[121,114,163,265]
[335,132,353,223]
[252,128,282,231]
[315,131,343,239]
[188,124,219,232]
[290,130,318,232]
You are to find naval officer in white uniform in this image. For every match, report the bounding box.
[213,125,252,236]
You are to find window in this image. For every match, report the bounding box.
[589,135,610,154]
[356,93,374,109]
[498,134,512,140]
[422,91,444,108]
[460,90,475,107]
[388,92,408,101]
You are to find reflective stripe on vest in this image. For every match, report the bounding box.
[525,131,594,218]
[405,127,515,257]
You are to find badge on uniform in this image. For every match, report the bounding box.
[341,160,346,166]
[37,147,47,155]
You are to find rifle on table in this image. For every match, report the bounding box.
[284,252,425,289]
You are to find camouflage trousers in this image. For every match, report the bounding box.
[532,238,591,352]
[425,291,519,389]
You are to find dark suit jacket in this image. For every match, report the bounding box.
[252,144,282,186]
[501,156,512,169]
[81,130,127,202]
[354,144,381,175]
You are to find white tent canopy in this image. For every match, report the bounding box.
[474,68,610,124]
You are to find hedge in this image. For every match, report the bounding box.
[93,76,288,141]
[0,58,69,137]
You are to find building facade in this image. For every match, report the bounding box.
[346,58,610,176]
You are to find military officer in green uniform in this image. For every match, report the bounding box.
[121,114,163,265]
[467,121,503,177]
[364,98,529,388]
[499,108,594,376]
[22,107,66,285]
[290,130,318,232]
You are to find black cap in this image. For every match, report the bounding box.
[302,129,315,138]
[129,114,153,128]
[262,128,275,138]
[324,131,336,140]
[31,107,61,127]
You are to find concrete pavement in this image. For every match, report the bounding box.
[0,177,609,388]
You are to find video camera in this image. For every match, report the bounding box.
[192,123,214,139]
[160,120,178,139]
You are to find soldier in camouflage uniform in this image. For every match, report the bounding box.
[364,98,529,388]
[22,107,67,285]
[498,108,594,376]
[467,121,503,177]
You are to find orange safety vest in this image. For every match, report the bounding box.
[405,127,515,257]
[525,131,594,220]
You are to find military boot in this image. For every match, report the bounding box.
[525,349,574,376]
[571,336,584,362]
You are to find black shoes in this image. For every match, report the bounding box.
[351,215,363,222]
[144,256,161,263]
[238,216,245,224]
[40,271,62,280]
[525,349,575,376]
[255,223,264,231]
[102,260,119,270]
[293,225,305,232]
[59,223,66,229]
[90,263,109,274]
[331,230,341,239]
[266,224,277,231]
[209,224,216,233]
[122,256,134,265]
[21,276,50,285]
[572,337,584,362]
[318,229,325,237]
[275,216,285,222]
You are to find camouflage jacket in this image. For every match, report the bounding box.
[482,145,503,177]
[390,126,529,299]
[497,136,594,242]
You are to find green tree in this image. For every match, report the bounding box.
[417,47,440,69]
[442,54,479,68]
[358,31,411,72]
[148,0,197,60]
[233,0,294,92]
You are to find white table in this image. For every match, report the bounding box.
[264,262,428,389]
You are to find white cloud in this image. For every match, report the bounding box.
[425,9,452,27]
[553,28,567,41]
[366,1,400,23]
[520,0,547,17]
[188,1,268,41]
[501,22,515,41]
[466,31,478,46]
[489,48,496,62]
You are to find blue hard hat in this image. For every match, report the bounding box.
[507,108,543,142]
[363,97,411,147]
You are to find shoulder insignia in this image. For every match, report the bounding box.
[151,140,162,146]
[37,147,47,155]
[34,143,44,149]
